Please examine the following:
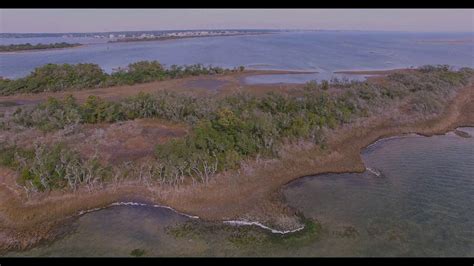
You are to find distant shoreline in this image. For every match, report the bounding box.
[416,39,474,45]
[108,32,273,44]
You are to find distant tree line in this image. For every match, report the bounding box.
[0,42,82,52]
[1,65,471,191]
[0,61,245,95]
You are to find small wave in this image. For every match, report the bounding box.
[223,220,305,234]
[76,201,199,219]
[112,201,200,219]
[77,207,106,216]
[365,135,410,150]
[76,202,305,235]
[366,167,382,177]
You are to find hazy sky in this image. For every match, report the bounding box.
[1,9,473,33]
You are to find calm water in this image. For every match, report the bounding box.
[7,128,473,257]
[283,127,474,256]
[242,72,373,84]
[1,31,473,81]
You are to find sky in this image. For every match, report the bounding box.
[1,9,473,33]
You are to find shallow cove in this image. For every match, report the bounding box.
[5,128,474,257]
[284,127,474,256]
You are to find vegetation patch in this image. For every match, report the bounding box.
[165,216,322,251]
[0,142,110,192]
[166,221,205,239]
[0,42,81,52]
[0,65,472,191]
[265,216,322,247]
[0,61,245,95]
[130,248,146,257]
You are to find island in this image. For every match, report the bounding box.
[0,42,82,53]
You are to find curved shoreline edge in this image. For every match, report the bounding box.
[40,126,474,237]
[75,201,305,234]
[0,83,472,253]
[4,125,472,255]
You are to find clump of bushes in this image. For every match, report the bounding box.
[385,65,472,114]
[6,92,215,131]
[0,42,81,52]
[0,61,246,95]
[1,64,107,95]
[0,142,109,192]
[11,95,83,131]
[166,216,321,251]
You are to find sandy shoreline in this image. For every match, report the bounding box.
[0,73,472,253]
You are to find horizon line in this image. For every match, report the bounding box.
[1,28,473,35]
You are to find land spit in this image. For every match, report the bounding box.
[0,70,472,253]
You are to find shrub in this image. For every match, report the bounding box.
[7,143,108,192]
[3,65,472,188]
[321,80,329,90]
[0,61,237,96]
[11,95,82,131]
[0,42,81,52]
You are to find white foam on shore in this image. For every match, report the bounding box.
[223,220,305,234]
[111,201,200,219]
[76,201,199,219]
[76,201,304,235]
[365,135,411,150]
[366,167,381,177]
[77,207,106,216]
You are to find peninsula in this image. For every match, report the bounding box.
[0,62,472,252]
[0,42,82,53]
